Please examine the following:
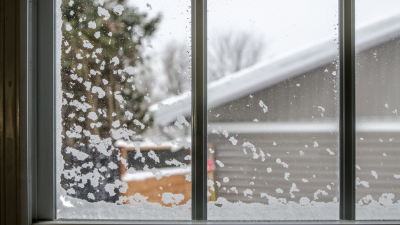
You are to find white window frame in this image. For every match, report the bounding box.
[18,0,399,224]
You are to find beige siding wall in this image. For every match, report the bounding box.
[209,63,339,123]
[208,37,400,205]
[356,38,400,118]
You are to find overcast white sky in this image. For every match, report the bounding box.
[127,0,400,59]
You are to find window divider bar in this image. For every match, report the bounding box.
[36,0,55,220]
[20,0,35,223]
[191,0,208,221]
[339,0,356,220]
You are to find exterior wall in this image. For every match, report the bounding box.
[208,63,339,123]
[355,38,400,204]
[208,37,400,205]
[209,132,339,204]
[208,51,340,204]
[355,132,400,203]
[356,38,400,118]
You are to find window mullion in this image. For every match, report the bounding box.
[339,0,356,220]
[191,0,208,221]
[36,0,55,220]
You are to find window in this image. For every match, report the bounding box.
[20,0,400,224]
[206,0,340,220]
[355,0,400,220]
[55,0,192,220]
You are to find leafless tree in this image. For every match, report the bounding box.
[161,41,191,96]
[159,30,265,95]
[208,30,266,82]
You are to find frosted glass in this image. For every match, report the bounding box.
[206,0,340,220]
[355,0,400,220]
[55,0,191,220]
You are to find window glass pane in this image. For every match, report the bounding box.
[55,0,191,219]
[206,0,339,220]
[355,0,400,220]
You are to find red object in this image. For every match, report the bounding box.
[207,159,214,171]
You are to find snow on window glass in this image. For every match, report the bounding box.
[355,0,400,220]
[206,0,339,220]
[56,0,191,220]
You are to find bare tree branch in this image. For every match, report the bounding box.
[208,30,266,82]
[161,41,191,96]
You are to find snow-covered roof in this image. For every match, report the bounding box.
[149,11,400,126]
[121,167,190,182]
[114,139,187,151]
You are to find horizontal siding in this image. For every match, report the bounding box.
[207,36,400,207]
[209,132,340,204]
[209,131,400,206]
